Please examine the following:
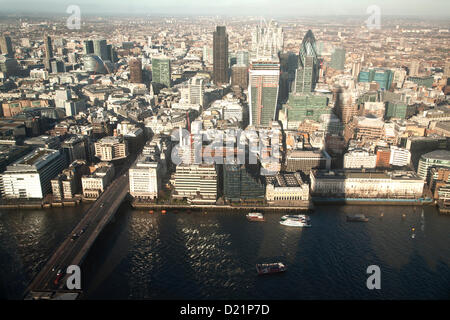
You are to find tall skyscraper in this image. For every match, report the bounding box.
[202,46,213,65]
[108,45,117,63]
[351,61,362,80]
[294,30,319,93]
[409,60,420,76]
[0,35,14,57]
[330,47,346,71]
[358,68,393,90]
[231,65,249,90]
[44,35,53,60]
[188,77,205,106]
[129,58,143,83]
[93,39,108,61]
[236,50,249,66]
[43,35,54,71]
[106,44,113,62]
[250,19,283,60]
[213,26,229,85]
[248,59,280,127]
[83,40,94,55]
[152,56,171,88]
[444,61,450,78]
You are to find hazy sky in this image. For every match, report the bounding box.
[2,0,450,17]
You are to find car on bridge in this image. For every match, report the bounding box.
[71,233,79,241]
[54,269,63,285]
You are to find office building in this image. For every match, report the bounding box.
[231,65,248,90]
[351,61,361,80]
[285,149,331,174]
[83,40,94,55]
[310,169,424,199]
[61,135,88,164]
[358,68,393,90]
[248,59,280,127]
[81,162,115,199]
[417,150,450,180]
[265,172,309,205]
[0,35,14,57]
[294,30,319,93]
[444,61,450,78]
[389,146,411,167]
[330,47,345,71]
[384,101,415,120]
[43,35,53,71]
[152,56,171,88]
[202,46,213,65]
[24,135,60,150]
[0,148,65,199]
[93,39,108,61]
[213,26,229,85]
[280,93,330,130]
[250,20,283,60]
[172,164,217,203]
[82,54,107,74]
[343,149,377,169]
[64,100,86,117]
[406,136,449,170]
[236,50,249,66]
[50,60,65,74]
[223,164,265,202]
[129,156,159,200]
[408,75,434,88]
[427,167,450,199]
[376,147,391,168]
[188,77,205,106]
[409,60,420,76]
[352,115,385,141]
[129,58,143,83]
[94,136,129,161]
[51,160,88,200]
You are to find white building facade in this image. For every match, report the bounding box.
[310,169,424,199]
[129,158,159,200]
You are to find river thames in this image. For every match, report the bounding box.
[0,204,449,299]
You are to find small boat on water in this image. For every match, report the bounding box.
[346,214,369,222]
[256,262,287,275]
[246,212,265,222]
[280,214,311,227]
[281,214,310,221]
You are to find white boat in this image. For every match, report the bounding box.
[281,214,310,221]
[280,215,311,227]
[246,212,265,222]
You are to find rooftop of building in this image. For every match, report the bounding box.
[7,148,59,169]
[287,149,330,158]
[24,135,58,144]
[312,169,423,180]
[421,149,450,161]
[265,172,304,187]
[97,136,124,144]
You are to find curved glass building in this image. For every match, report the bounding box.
[82,54,107,74]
